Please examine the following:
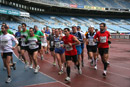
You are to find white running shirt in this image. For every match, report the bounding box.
[0,33,18,53]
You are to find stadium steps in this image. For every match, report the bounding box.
[34,15,47,23]
[70,0,76,4]
[58,16,71,24]
[114,0,125,9]
[86,0,93,6]
[99,0,109,8]
[118,26,130,31]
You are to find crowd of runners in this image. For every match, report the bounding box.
[0,22,111,83]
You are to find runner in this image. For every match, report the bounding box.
[0,25,18,83]
[34,25,44,60]
[94,23,111,76]
[71,26,83,72]
[77,26,86,67]
[54,29,65,75]
[47,28,56,66]
[41,29,48,54]
[20,23,29,69]
[86,25,98,70]
[26,28,40,73]
[15,25,21,60]
[62,28,81,82]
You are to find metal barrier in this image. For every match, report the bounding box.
[111,34,130,39]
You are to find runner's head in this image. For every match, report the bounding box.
[52,28,55,35]
[21,23,27,30]
[95,29,98,33]
[55,29,59,36]
[18,25,21,32]
[58,28,62,34]
[2,22,6,26]
[72,26,77,33]
[34,25,38,31]
[29,27,34,36]
[46,26,49,31]
[6,25,9,30]
[88,25,94,33]
[1,25,8,34]
[41,29,45,33]
[64,28,70,37]
[77,26,81,31]
[100,23,106,32]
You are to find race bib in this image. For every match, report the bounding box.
[55,42,61,48]
[88,39,95,45]
[29,42,36,49]
[100,36,107,43]
[21,38,25,42]
[0,39,8,46]
[51,41,54,46]
[65,44,73,51]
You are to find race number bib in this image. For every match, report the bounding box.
[0,39,8,46]
[88,39,95,45]
[29,42,36,49]
[55,42,61,48]
[51,41,54,46]
[100,36,107,43]
[65,44,73,51]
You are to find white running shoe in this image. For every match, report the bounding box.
[94,65,97,70]
[6,78,11,83]
[34,65,40,74]
[53,62,56,66]
[58,70,63,75]
[65,77,71,82]
[78,68,82,74]
[29,64,33,69]
[102,70,107,77]
[3,67,6,70]
[24,62,29,69]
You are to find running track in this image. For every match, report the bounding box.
[1,39,130,87]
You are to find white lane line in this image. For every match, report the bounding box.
[13,53,70,87]
[85,64,130,79]
[24,81,58,87]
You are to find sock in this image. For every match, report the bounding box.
[104,62,108,70]
[76,64,80,70]
[94,59,97,66]
[66,66,70,77]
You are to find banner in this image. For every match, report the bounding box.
[0,8,30,17]
[70,4,77,8]
[77,5,84,8]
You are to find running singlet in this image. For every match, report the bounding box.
[47,34,55,47]
[0,33,18,53]
[7,29,14,35]
[26,35,40,49]
[15,32,21,39]
[35,30,44,37]
[45,30,50,35]
[71,32,83,46]
[87,32,97,46]
[62,34,77,56]
[41,33,47,43]
[20,30,29,46]
[94,31,110,48]
[54,36,64,48]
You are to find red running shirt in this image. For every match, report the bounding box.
[94,31,110,48]
[62,34,77,56]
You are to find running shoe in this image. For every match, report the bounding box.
[6,77,11,83]
[34,65,40,74]
[65,77,71,82]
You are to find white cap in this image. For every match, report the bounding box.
[89,25,94,28]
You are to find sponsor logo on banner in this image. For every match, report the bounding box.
[77,5,84,8]
[70,4,77,8]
